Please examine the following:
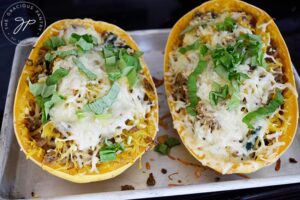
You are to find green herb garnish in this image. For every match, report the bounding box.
[69,33,97,51]
[155,136,180,155]
[209,83,229,106]
[46,68,69,85]
[43,36,66,50]
[83,81,120,115]
[102,46,143,87]
[186,60,207,116]
[99,141,124,162]
[242,90,284,129]
[72,57,97,80]
[216,16,236,32]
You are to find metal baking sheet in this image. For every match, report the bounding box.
[1,29,300,199]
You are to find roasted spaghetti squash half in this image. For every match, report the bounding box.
[164,0,298,174]
[14,19,158,183]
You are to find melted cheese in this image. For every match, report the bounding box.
[169,11,290,167]
[45,25,151,171]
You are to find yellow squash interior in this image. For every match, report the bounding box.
[164,0,298,174]
[13,19,158,183]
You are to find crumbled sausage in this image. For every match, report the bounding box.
[289,158,298,163]
[143,78,154,93]
[173,73,187,101]
[196,103,220,132]
[152,77,164,88]
[121,185,135,191]
[146,173,156,186]
[24,117,41,132]
[43,151,57,164]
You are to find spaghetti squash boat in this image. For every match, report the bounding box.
[14,19,158,183]
[164,0,298,174]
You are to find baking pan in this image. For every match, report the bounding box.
[1,29,300,199]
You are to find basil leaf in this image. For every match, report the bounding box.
[69,33,97,51]
[45,52,56,62]
[236,33,265,67]
[216,16,236,32]
[69,33,81,44]
[76,37,94,51]
[227,80,240,110]
[121,66,135,77]
[165,137,180,148]
[99,142,124,162]
[100,150,116,162]
[28,79,56,98]
[179,40,200,54]
[56,49,78,58]
[105,56,116,66]
[180,24,199,36]
[72,58,97,80]
[82,34,98,44]
[43,36,65,50]
[28,78,44,96]
[155,143,169,155]
[242,90,284,129]
[46,68,69,85]
[38,93,63,124]
[41,84,56,98]
[121,52,141,72]
[126,67,138,88]
[186,60,207,115]
[84,82,120,114]
[209,83,229,106]
[42,93,63,123]
[103,48,114,58]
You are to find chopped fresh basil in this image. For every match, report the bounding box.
[43,36,65,50]
[186,60,207,116]
[76,37,94,51]
[179,40,199,54]
[211,33,265,109]
[179,40,209,56]
[102,46,143,87]
[56,49,78,58]
[28,79,56,98]
[155,143,169,155]
[155,136,180,155]
[165,137,181,148]
[180,24,199,36]
[242,90,284,129]
[99,141,124,162]
[236,33,265,67]
[227,80,240,110]
[72,58,97,80]
[84,81,120,115]
[28,79,44,96]
[126,67,138,88]
[209,83,229,106]
[69,33,97,51]
[46,68,69,85]
[45,52,56,62]
[216,16,236,32]
[105,56,116,66]
[42,93,63,124]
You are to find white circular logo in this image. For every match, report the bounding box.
[1,1,46,45]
